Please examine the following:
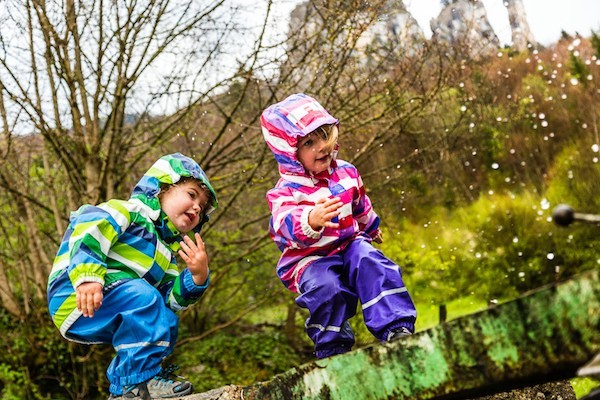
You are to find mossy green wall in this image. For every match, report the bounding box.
[241,270,600,400]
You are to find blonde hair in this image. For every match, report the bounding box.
[311,123,338,149]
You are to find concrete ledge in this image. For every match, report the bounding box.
[187,270,600,400]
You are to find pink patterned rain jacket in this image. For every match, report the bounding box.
[261,93,380,292]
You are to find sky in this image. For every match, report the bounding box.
[404,0,600,46]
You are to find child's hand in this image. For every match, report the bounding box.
[76,282,104,318]
[373,230,383,244]
[179,232,209,286]
[308,197,343,230]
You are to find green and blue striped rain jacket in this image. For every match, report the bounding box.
[47,153,218,338]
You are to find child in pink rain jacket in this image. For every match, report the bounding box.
[261,93,417,359]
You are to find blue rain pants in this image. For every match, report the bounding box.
[296,236,416,359]
[66,279,178,395]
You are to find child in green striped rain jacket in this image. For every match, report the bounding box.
[47,153,217,399]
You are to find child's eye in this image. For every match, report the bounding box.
[303,139,313,147]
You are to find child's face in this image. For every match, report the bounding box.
[297,126,338,175]
[159,180,209,234]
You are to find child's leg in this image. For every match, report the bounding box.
[345,237,417,340]
[67,279,179,395]
[296,257,357,358]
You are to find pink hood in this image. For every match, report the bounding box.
[261,93,339,177]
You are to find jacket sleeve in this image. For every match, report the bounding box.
[353,171,380,236]
[266,185,323,250]
[160,262,210,312]
[66,204,123,288]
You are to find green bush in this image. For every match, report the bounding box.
[174,328,309,392]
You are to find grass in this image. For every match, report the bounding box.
[415,295,489,332]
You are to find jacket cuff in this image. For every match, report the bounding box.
[72,275,105,289]
[183,269,210,294]
[301,207,323,239]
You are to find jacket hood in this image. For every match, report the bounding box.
[261,93,338,177]
[130,153,218,237]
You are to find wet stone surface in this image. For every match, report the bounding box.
[467,381,576,400]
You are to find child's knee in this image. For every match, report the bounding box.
[300,269,343,295]
[108,279,162,308]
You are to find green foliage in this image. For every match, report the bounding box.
[379,187,599,319]
[569,52,590,87]
[546,145,600,211]
[592,31,600,58]
[0,307,112,400]
[174,328,309,392]
[0,363,40,400]
[571,376,600,399]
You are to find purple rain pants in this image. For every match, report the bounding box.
[296,236,416,359]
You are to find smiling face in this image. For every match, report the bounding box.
[158,179,210,234]
[297,125,339,175]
